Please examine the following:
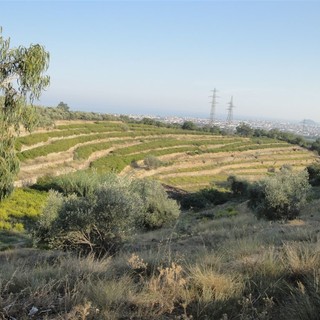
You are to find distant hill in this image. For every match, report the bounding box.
[302,119,318,126]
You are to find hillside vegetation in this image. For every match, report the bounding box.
[1,119,320,319]
[15,120,318,191]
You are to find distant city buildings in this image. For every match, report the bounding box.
[124,113,320,139]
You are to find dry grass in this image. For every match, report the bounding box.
[2,199,320,319]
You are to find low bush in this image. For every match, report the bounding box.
[249,168,310,220]
[227,175,250,197]
[32,171,116,196]
[33,174,180,254]
[180,188,231,210]
[307,163,320,186]
[34,178,143,254]
[131,179,180,230]
[143,155,163,170]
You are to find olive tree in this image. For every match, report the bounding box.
[249,168,310,220]
[34,174,181,254]
[0,28,49,199]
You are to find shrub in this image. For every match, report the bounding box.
[180,188,231,210]
[33,171,117,196]
[180,192,210,210]
[33,190,64,246]
[181,120,197,130]
[248,168,310,220]
[307,163,320,186]
[215,206,238,218]
[131,179,180,230]
[33,174,180,253]
[34,179,143,254]
[227,175,250,197]
[143,155,163,170]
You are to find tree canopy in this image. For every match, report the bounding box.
[0,28,50,199]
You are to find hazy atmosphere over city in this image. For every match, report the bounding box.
[1,0,320,121]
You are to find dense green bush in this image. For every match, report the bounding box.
[236,122,254,137]
[181,120,197,130]
[180,188,231,210]
[131,179,180,230]
[34,177,143,254]
[33,190,63,245]
[248,168,310,220]
[307,163,320,186]
[33,174,180,254]
[227,175,250,197]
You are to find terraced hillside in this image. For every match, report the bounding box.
[15,120,319,191]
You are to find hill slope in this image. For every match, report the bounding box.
[15,120,319,190]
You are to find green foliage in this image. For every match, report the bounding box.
[90,137,289,174]
[249,168,311,220]
[33,190,63,246]
[32,171,115,196]
[143,155,163,170]
[0,188,48,231]
[0,135,19,200]
[307,163,320,186]
[17,121,127,147]
[34,177,143,254]
[253,127,310,149]
[131,179,180,230]
[180,188,231,210]
[215,206,238,218]
[182,120,197,130]
[227,175,250,197]
[57,101,70,112]
[0,28,49,199]
[33,173,180,254]
[311,138,320,155]
[236,122,254,137]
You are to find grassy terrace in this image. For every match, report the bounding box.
[17,121,217,161]
[16,120,318,191]
[89,142,295,178]
[16,122,128,148]
[17,122,207,148]
[152,153,313,176]
[73,136,239,160]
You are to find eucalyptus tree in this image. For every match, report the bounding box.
[0,28,50,199]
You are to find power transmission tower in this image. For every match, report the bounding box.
[209,88,218,126]
[302,119,307,133]
[226,96,235,124]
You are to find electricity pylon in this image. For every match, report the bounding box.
[209,88,218,126]
[226,96,235,124]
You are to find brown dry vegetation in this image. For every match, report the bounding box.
[2,200,320,319]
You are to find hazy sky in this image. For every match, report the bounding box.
[1,1,320,121]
